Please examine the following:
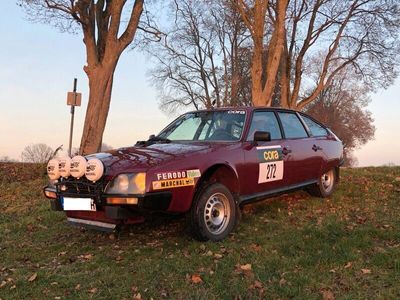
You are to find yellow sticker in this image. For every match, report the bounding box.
[152,178,195,190]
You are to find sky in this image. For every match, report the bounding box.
[0,2,399,166]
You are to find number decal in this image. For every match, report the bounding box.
[266,163,276,180]
[258,161,283,183]
[256,145,284,183]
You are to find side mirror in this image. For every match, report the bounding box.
[254,131,271,142]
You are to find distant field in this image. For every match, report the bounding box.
[1,163,399,299]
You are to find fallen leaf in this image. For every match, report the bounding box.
[250,280,263,289]
[190,274,203,284]
[320,289,335,300]
[214,253,223,259]
[79,254,93,260]
[344,262,352,269]
[240,264,252,271]
[199,244,206,251]
[75,284,81,290]
[58,251,67,256]
[279,278,286,286]
[361,268,371,274]
[0,281,7,288]
[206,250,213,256]
[133,292,142,300]
[250,244,262,252]
[28,273,37,282]
[88,287,97,294]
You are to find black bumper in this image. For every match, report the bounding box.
[46,190,172,215]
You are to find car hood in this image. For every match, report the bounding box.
[87,142,225,177]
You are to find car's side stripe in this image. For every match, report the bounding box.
[256,145,282,150]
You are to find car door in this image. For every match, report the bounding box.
[277,111,322,184]
[241,111,291,196]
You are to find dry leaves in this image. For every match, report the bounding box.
[78,254,93,260]
[344,262,352,269]
[361,268,371,274]
[250,243,262,252]
[190,274,203,284]
[28,272,37,282]
[320,289,335,300]
[88,287,97,294]
[240,264,252,271]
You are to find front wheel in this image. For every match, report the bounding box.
[189,183,238,241]
[307,168,337,198]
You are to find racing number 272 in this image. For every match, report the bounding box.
[266,163,276,180]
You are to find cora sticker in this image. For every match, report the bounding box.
[256,146,284,183]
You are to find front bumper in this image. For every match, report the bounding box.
[44,187,173,217]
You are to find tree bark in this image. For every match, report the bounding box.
[80,62,117,155]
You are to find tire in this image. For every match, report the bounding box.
[307,168,337,198]
[189,183,238,241]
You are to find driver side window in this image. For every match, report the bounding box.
[247,111,282,141]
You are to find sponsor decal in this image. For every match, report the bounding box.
[256,146,283,163]
[227,110,245,114]
[156,169,201,181]
[256,145,284,183]
[153,178,195,190]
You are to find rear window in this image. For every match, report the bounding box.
[301,115,328,137]
[278,112,308,139]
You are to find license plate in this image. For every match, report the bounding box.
[62,197,96,211]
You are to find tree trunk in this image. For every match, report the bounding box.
[79,63,116,155]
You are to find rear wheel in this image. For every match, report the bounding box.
[307,168,337,198]
[190,183,238,241]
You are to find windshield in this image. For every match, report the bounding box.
[158,110,247,141]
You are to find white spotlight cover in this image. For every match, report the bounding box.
[85,158,104,182]
[59,157,72,178]
[47,159,60,180]
[70,156,87,178]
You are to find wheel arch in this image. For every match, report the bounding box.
[194,163,241,201]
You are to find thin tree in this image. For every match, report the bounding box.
[20,0,146,155]
[21,143,54,163]
[280,0,400,109]
[305,72,375,166]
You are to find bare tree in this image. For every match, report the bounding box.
[21,143,54,163]
[0,156,18,163]
[20,0,147,155]
[235,0,289,106]
[305,72,375,167]
[280,0,400,109]
[148,0,252,113]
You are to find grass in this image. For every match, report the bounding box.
[1,163,400,299]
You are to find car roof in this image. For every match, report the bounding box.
[186,106,301,114]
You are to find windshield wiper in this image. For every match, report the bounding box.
[148,135,171,143]
[136,135,171,147]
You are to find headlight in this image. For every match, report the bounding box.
[105,173,146,194]
[47,159,60,180]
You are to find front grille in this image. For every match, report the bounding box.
[55,177,105,198]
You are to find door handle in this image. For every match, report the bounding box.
[282,147,292,155]
[312,144,323,151]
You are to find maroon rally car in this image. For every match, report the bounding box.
[44,107,343,241]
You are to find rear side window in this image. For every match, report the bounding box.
[247,111,282,141]
[301,115,328,137]
[278,112,308,139]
